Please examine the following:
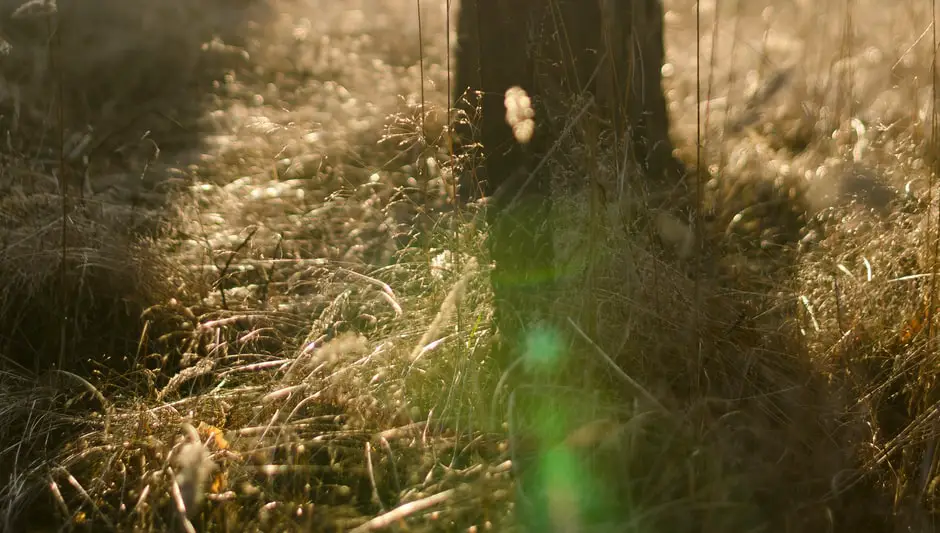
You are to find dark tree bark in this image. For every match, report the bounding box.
[454,0,684,370]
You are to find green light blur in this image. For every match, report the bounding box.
[522,324,564,372]
[516,325,611,531]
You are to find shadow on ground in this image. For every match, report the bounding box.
[0,1,273,528]
[0,0,271,375]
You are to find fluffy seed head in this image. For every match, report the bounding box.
[504,86,535,144]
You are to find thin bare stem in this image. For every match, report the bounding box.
[350,489,454,532]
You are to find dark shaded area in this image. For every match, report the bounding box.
[453,2,689,530]
[453,0,684,369]
[0,0,264,172]
[452,2,911,532]
[0,0,271,376]
[0,1,272,529]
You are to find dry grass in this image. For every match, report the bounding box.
[0,0,938,531]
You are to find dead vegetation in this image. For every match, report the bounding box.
[0,0,937,532]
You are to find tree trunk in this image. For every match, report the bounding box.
[454,0,683,370]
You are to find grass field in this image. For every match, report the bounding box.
[0,0,938,531]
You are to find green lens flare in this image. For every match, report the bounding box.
[521,407,611,531]
[523,325,563,372]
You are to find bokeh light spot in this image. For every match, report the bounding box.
[522,325,564,372]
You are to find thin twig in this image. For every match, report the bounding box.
[167,467,197,533]
[364,441,386,512]
[50,369,111,434]
[350,489,455,532]
[338,267,403,316]
[132,484,151,515]
[48,478,69,518]
[57,468,114,529]
[566,317,667,413]
[213,226,259,309]
[51,4,68,373]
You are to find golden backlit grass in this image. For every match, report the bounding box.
[0,0,937,531]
